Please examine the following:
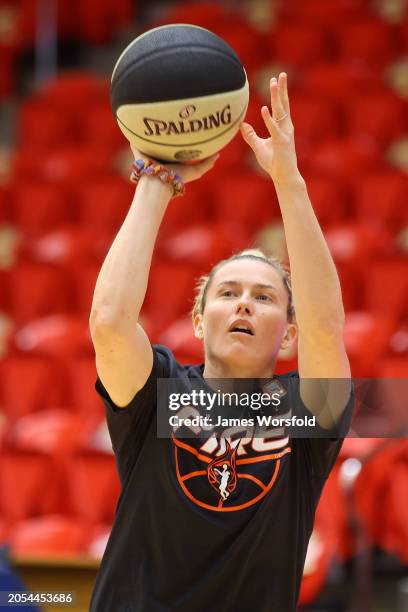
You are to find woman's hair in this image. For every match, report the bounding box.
[192,249,295,322]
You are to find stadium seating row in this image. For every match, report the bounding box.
[14,88,407,151]
[0,440,407,578]
[2,167,407,235]
[1,256,406,325]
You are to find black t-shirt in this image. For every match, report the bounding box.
[90,345,352,612]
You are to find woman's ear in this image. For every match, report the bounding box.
[280,323,297,350]
[193,314,204,339]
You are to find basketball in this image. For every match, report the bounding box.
[110,24,249,162]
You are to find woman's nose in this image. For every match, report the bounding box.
[235,297,252,315]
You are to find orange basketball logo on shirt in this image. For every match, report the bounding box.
[172,435,291,512]
[207,440,239,501]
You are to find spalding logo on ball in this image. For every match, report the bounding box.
[110,24,249,162]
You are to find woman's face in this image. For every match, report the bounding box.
[194,258,297,376]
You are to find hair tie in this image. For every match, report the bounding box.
[130,158,185,197]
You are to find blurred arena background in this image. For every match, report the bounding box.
[0,0,407,610]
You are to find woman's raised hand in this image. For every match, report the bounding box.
[240,73,300,186]
[130,144,219,185]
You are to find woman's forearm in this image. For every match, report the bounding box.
[275,173,345,335]
[90,175,172,328]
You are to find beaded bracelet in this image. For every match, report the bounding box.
[130,158,185,197]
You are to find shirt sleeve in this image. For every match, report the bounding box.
[288,373,354,479]
[94,345,171,484]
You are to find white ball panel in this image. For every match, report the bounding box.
[115,81,249,161]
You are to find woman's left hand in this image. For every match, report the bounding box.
[240,72,300,186]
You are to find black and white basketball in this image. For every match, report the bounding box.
[110,24,249,162]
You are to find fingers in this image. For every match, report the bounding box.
[279,72,290,114]
[200,153,219,172]
[130,144,144,158]
[240,121,262,150]
[198,153,219,169]
[261,106,280,138]
[270,76,286,121]
[184,153,220,180]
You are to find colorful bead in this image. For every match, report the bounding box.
[130,158,185,197]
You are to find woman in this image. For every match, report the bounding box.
[89,73,352,612]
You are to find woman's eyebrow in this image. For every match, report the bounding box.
[216,281,278,292]
[253,283,278,292]
[216,280,240,287]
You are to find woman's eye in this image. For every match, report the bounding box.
[257,294,271,301]
[222,290,234,297]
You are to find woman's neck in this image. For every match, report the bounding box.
[202,357,275,381]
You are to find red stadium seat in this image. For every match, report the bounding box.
[271,21,331,67]
[161,3,266,75]
[34,72,107,111]
[0,519,10,545]
[212,170,279,234]
[76,0,134,44]
[70,262,100,315]
[10,516,90,556]
[160,222,247,269]
[381,356,408,378]
[352,169,408,231]
[244,92,273,135]
[74,175,134,238]
[300,465,347,603]
[0,451,61,520]
[14,0,76,50]
[0,186,11,223]
[0,356,66,419]
[300,61,381,99]
[0,269,11,313]
[211,135,247,169]
[26,226,101,266]
[0,43,15,98]
[63,357,104,421]
[325,224,394,267]
[343,312,395,376]
[16,101,75,152]
[144,261,201,331]
[402,19,408,53]
[159,316,204,365]
[332,261,361,312]
[364,258,408,321]
[11,181,72,238]
[7,263,74,323]
[13,146,112,183]
[336,17,399,66]
[9,408,93,455]
[87,524,111,558]
[156,180,212,240]
[79,102,126,152]
[13,315,93,357]
[216,23,268,76]
[305,137,380,181]
[161,2,234,33]
[289,93,341,143]
[387,461,408,563]
[303,175,348,227]
[354,441,408,564]
[278,0,366,27]
[65,451,120,523]
[344,90,407,144]
[339,438,384,461]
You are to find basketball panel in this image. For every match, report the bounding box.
[116,82,249,161]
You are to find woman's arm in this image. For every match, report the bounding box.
[90,154,218,407]
[90,176,172,330]
[241,74,350,423]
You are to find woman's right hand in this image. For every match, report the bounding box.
[130,145,220,184]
